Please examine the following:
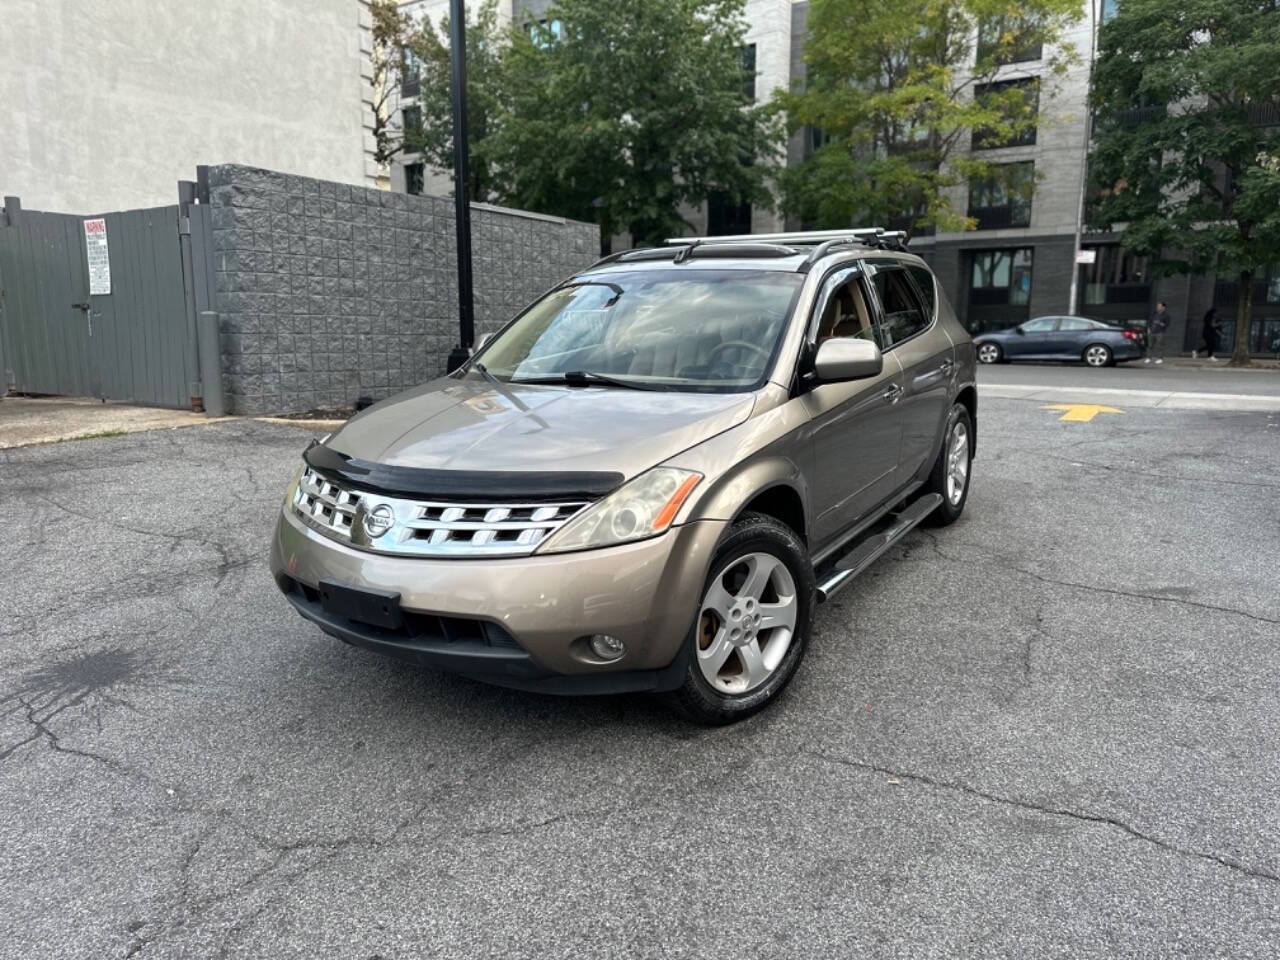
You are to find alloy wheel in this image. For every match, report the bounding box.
[1084,345,1110,367]
[977,343,1000,364]
[697,552,798,695]
[946,421,969,506]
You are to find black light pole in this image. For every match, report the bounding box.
[445,0,475,373]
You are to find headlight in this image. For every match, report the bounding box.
[536,467,702,554]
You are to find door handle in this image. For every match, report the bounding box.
[882,383,903,404]
[939,358,955,374]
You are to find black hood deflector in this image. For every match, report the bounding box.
[303,441,623,502]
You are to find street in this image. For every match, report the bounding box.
[2,373,1279,959]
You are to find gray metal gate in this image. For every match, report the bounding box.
[0,200,198,408]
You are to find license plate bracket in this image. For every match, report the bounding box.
[318,579,403,630]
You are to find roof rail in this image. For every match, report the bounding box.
[664,228,885,246]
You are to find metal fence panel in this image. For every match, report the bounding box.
[0,204,194,408]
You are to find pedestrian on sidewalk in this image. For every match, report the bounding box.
[1197,307,1224,361]
[1145,301,1170,364]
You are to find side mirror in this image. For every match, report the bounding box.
[813,338,883,383]
[1014,325,1026,335]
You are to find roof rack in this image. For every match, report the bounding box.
[584,228,909,273]
[663,228,888,246]
[662,228,908,264]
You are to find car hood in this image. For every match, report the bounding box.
[326,377,757,481]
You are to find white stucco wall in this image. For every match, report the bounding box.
[1,0,377,214]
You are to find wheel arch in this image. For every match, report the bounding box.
[685,457,809,544]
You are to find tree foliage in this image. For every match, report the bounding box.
[370,0,413,166]
[404,0,508,203]
[774,0,1081,236]
[479,0,779,249]
[1089,0,1280,363]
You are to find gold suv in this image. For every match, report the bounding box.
[272,230,977,723]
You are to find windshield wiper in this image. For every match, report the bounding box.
[511,370,665,391]
[470,360,503,387]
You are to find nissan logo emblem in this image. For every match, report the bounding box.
[363,503,395,539]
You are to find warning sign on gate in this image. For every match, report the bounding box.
[84,218,111,295]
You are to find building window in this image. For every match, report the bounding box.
[707,192,752,236]
[526,18,562,47]
[741,43,757,102]
[1102,0,1120,22]
[977,15,1043,64]
[1080,246,1150,305]
[970,248,1033,306]
[1215,262,1280,306]
[972,78,1039,150]
[401,47,422,97]
[405,163,424,196]
[968,161,1034,229]
[402,106,422,139]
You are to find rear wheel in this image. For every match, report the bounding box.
[924,403,973,527]
[667,513,814,725]
[1083,343,1112,367]
[977,342,1002,364]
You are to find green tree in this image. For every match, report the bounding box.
[774,0,1081,237]
[404,0,507,203]
[486,0,779,250]
[370,0,413,166]
[1089,0,1280,365]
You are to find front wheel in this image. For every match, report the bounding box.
[924,403,973,527]
[976,342,1003,364]
[667,513,815,725]
[1083,343,1113,367]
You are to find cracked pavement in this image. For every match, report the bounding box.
[1,393,1279,958]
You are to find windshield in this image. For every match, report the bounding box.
[469,268,805,393]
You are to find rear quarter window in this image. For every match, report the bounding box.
[872,267,930,346]
[907,266,937,321]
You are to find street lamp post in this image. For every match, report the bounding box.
[1067,0,1100,317]
[445,0,475,373]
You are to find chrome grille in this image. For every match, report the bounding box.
[292,467,589,557]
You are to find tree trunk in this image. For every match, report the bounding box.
[1231,269,1253,366]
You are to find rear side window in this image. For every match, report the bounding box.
[1058,317,1094,331]
[907,266,937,321]
[871,267,929,346]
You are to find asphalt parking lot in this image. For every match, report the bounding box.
[2,379,1279,959]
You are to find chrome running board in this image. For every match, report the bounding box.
[815,493,943,603]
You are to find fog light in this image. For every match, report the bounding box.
[589,634,625,661]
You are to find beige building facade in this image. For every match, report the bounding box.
[2,0,380,214]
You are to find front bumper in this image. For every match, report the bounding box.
[270,505,726,694]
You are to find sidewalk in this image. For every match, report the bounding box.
[1160,355,1280,370]
[0,396,228,448]
[0,395,351,448]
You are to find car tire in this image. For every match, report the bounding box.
[923,403,973,527]
[976,342,1002,364]
[666,513,815,725]
[1083,343,1113,367]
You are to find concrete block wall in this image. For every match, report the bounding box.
[203,164,597,415]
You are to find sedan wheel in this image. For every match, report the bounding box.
[977,342,1002,364]
[697,551,798,695]
[1083,343,1112,367]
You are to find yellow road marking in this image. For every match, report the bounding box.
[1042,403,1125,423]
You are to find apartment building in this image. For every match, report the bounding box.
[2,0,380,214]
